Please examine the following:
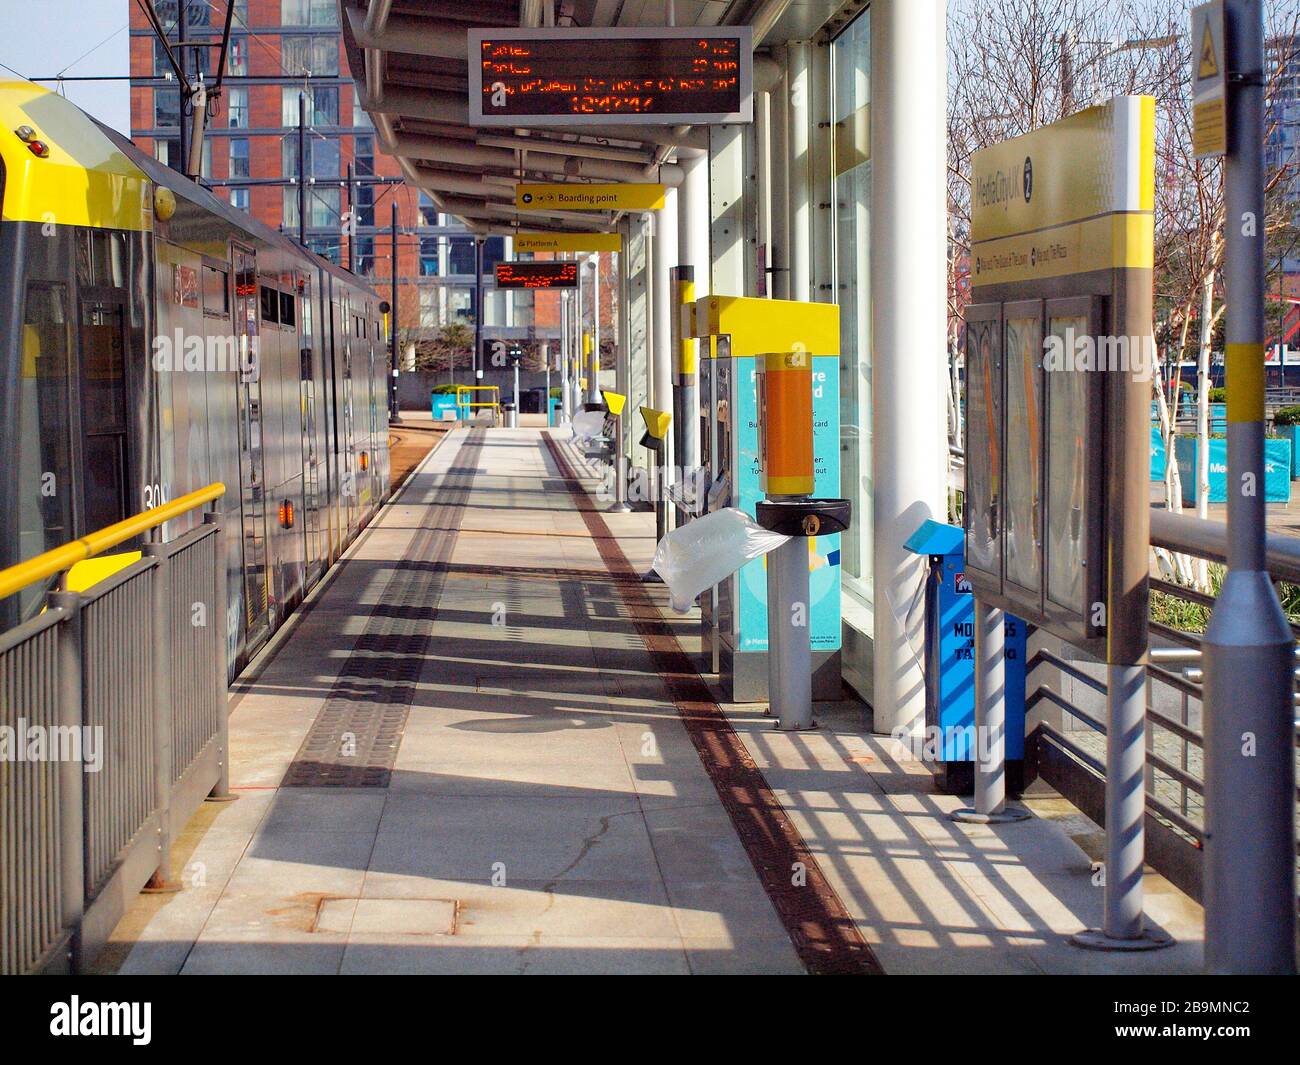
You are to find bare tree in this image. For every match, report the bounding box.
[947,0,1300,588]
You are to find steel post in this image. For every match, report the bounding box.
[670,265,697,528]
[141,548,178,890]
[953,602,1028,824]
[588,255,601,404]
[1070,663,1172,950]
[297,92,307,246]
[768,532,813,730]
[49,591,85,971]
[389,200,400,423]
[609,412,631,513]
[204,511,231,801]
[1202,0,1297,974]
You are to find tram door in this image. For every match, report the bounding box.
[298,273,324,582]
[77,294,130,535]
[339,292,357,532]
[233,248,270,647]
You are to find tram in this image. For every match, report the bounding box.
[0,81,391,677]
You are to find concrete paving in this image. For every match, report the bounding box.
[101,424,1204,975]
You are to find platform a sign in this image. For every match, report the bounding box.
[469,27,753,128]
[1191,1,1227,159]
[515,183,666,212]
[512,232,622,254]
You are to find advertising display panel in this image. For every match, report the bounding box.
[965,97,1155,661]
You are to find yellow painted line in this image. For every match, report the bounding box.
[1225,343,1265,423]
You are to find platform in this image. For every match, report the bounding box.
[97,425,1204,976]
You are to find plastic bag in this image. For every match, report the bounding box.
[651,507,791,613]
[571,410,606,444]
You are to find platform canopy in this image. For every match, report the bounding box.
[340,0,846,235]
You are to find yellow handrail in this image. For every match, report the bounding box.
[0,482,226,601]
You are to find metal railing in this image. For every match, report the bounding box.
[0,484,229,974]
[1026,506,1300,903]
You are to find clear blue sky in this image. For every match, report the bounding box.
[0,1,131,133]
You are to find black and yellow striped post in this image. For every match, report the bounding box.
[670,265,697,530]
[1201,0,1296,975]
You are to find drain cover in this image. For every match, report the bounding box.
[314,898,458,936]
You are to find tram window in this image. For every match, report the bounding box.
[279,291,296,329]
[79,301,129,534]
[259,285,280,324]
[203,265,229,317]
[19,283,74,568]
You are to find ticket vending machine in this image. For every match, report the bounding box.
[905,520,1027,794]
[692,296,843,701]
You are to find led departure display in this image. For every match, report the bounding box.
[468,27,753,127]
[494,261,580,289]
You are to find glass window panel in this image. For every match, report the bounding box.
[203,266,229,317]
[227,87,248,128]
[282,35,311,76]
[309,187,339,228]
[831,9,871,597]
[965,315,1001,576]
[154,87,180,128]
[311,137,339,178]
[230,187,249,211]
[281,0,308,25]
[1046,315,1089,614]
[310,87,337,125]
[1003,314,1043,594]
[229,137,250,178]
[17,283,74,615]
[352,86,372,128]
[310,0,337,25]
[313,36,338,75]
[260,286,279,324]
[420,236,438,275]
[227,35,248,77]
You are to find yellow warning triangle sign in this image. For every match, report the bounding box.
[1198,23,1218,79]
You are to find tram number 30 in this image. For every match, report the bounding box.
[143,483,170,510]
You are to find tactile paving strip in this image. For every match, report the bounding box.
[281,429,485,788]
[542,433,883,976]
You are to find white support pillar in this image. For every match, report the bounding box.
[755,89,773,297]
[786,40,812,304]
[678,151,710,297]
[870,0,949,737]
[769,55,791,301]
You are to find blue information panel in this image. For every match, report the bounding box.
[733,354,842,653]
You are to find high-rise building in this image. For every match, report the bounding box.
[127,0,524,357]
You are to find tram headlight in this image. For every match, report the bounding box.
[154,185,177,221]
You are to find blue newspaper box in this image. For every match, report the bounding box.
[904,519,1027,796]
